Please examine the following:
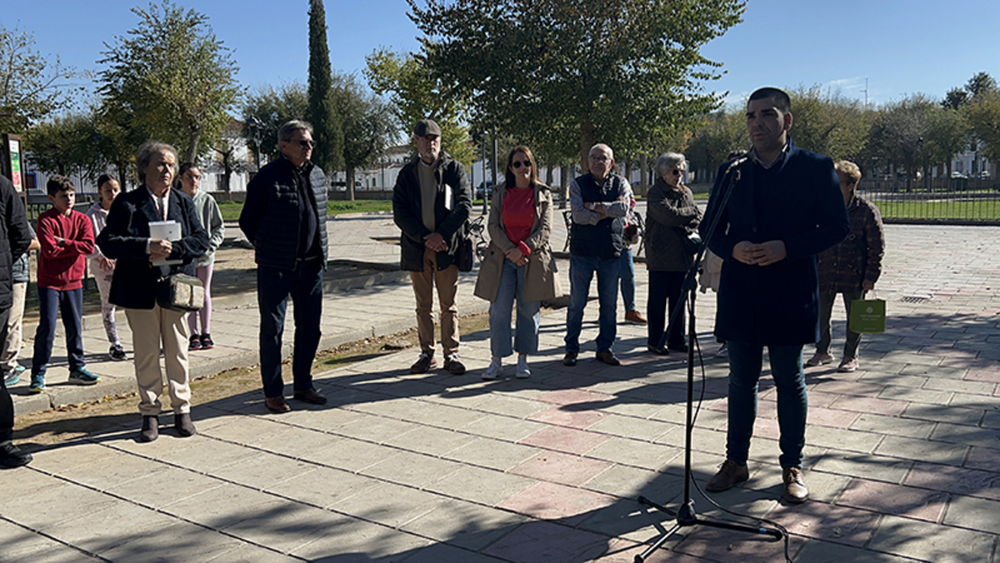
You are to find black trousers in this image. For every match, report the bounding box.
[0,308,13,444]
[647,270,686,349]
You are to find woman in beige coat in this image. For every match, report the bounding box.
[474,146,561,379]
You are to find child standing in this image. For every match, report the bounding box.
[177,163,224,351]
[1,224,39,386]
[29,176,98,393]
[86,175,127,361]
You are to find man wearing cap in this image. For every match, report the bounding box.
[392,119,473,374]
[240,120,329,413]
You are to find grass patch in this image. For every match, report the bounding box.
[869,199,1000,221]
[217,199,392,221]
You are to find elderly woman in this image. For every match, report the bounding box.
[644,152,702,355]
[97,141,209,442]
[474,146,561,379]
[177,163,225,351]
[808,160,885,372]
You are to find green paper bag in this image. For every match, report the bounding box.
[849,298,886,333]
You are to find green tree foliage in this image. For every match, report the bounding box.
[408,0,745,171]
[685,109,746,182]
[0,26,82,134]
[365,48,474,165]
[333,76,395,200]
[98,1,240,163]
[865,95,965,187]
[242,83,309,165]
[966,89,1000,161]
[24,114,95,176]
[786,87,871,162]
[307,0,344,173]
[965,72,998,100]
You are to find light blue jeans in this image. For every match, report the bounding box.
[489,259,540,357]
[619,247,637,311]
[565,254,620,354]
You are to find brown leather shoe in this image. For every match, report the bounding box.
[410,352,437,374]
[705,459,749,492]
[624,310,647,325]
[138,415,159,443]
[595,350,621,366]
[293,388,328,405]
[783,467,809,504]
[174,413,197,437]
[265,396,290,413]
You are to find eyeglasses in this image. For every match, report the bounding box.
[671,169,682,177]
[512,160,531,169]
[284,139,316,148]
[589,155,610,162]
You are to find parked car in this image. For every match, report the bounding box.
[951,171,968,179]
[476,180,494,199]
[978,171,991,179]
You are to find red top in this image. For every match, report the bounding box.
[502,186,536,256]
[36,208,95,290]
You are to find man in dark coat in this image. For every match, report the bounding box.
[240,120,329,413]
[700,87,849,504]
[0,174,33,468]
[392,119,472,375]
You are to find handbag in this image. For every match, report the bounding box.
[849,295,886,333]
[157,273,205,312]
[456,232,474,272]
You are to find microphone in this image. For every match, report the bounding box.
[726,154,749,173]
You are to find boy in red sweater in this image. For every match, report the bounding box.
[29,176,98,393]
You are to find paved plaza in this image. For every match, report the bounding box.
[1,208,998,562]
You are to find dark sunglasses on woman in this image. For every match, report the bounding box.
[512,160,531,169]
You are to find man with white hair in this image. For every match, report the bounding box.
[563,143,631,367]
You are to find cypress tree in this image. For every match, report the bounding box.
[306,0,343,173]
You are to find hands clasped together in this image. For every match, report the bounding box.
[732,240,787,267]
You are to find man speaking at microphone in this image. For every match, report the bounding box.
[700,87,849,504]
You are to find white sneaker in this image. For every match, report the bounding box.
[482,358,502,380]
[516,356,530,379]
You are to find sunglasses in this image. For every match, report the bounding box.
[672,169,682,176]
[285,139,316,148]
[512,160,532,169]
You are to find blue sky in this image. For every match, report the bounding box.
[4,0,998,111]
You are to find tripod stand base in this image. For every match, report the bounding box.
[634,496,782,563]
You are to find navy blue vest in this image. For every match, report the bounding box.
[571,173,625,259]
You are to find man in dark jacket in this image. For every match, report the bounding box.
[700,88,849,504]
[0,173,33,468]
[392,119,472,375]
[240,120,329,413]
[563,143,631,367]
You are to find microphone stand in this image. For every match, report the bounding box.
[636,159,782,562]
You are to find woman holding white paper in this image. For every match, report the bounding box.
[96,140,210,443]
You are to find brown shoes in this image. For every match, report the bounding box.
[783,467,809,504]
[175,413,197,437]
[265,396,290,413]
[624,310,647,325]
[410,352,437,374]
[443,355,467,375]
[595,350,621,366]
[705,459,749,492]
[293,388,328,405]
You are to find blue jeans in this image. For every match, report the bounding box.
[726,340,807,469]
[257,260,324,398]
[565,254,620,354]
[32,287,85,377]
[619,247,637,311]
[489,259,540,357]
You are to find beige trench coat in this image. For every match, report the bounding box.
[474,182,562,303]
